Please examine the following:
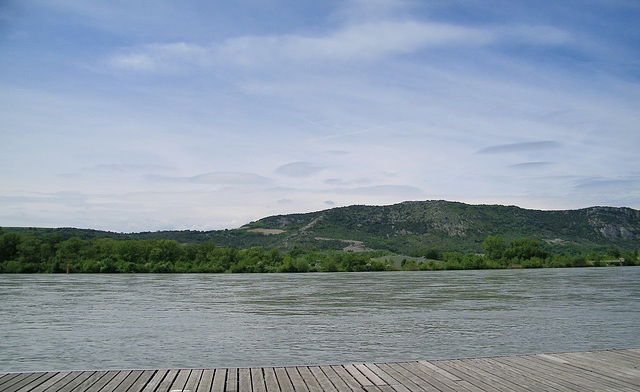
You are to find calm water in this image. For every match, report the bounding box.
[1,268,639,372]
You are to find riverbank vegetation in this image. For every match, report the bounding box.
[1,230,637,273]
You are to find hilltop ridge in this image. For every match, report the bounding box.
[4,200,639,253]
[241,200,639,253]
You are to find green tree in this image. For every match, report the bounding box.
[0,233,21,262]
[506,238,548,260]
[148,240,183,264]
[482,236,506,260]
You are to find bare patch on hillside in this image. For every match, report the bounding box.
[246,228,285,235]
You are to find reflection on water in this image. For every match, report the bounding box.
[1,267,639,372]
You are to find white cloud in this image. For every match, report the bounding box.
[146,172,272,186]
[106,20,491,72]
[478,141,562,154]
[103,18,581,75]
[2,1,638,231]
[108,42,211,72]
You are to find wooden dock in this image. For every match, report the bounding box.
[1,348,639,391]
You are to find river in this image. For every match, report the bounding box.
[1,267,639,372]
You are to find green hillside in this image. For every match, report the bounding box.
[4,200,640,254]
[243,201,639,253]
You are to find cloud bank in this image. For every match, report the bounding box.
[0,0,638,231]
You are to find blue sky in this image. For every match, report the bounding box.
[1,0,639,232]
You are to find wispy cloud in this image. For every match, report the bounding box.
[573,176,640,191]
[84,163,172,173]
[478,141,561,154]
[108,42,211,72]
[509,162,554,169]
[1,0,638,231]
[146,172,272,186]
[104,18,579,74]
[106,21,493,72]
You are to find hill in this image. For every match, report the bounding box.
[241,200,640,253]
[4,201,639,254]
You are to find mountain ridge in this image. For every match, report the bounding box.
[4,200,639,254]
[241,200,640,253]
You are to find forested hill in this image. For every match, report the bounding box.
[4,200,640,253]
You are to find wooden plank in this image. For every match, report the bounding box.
[618,348,640,359]
[0,373,15,384]
[226,368,238,392]
[555,351,625,369]
[237,368,251,392]
[22,372,66,392]
[363,364,413,392]
[528,353,638,390]
[251,367,266,392]
[42,371,94,392]
[284,367,309,392]
[493,355,595,391]
[5,372,52,392]
[430,359,511,392]
[296,367,323,392]
[343,364,372,387]
[122,370,156,392]
[329,365,366,391]
[363,364,402,387]
[140,369,171,392]
[362,386,395,392]
[398,361,466,392]
[205,369,221,392]
[0,373,22,388]
[114,370,146,392]
[3,348,639,392]
[557,351,640,381]
[374,362,431,392]
[480,358,562,392]
[457,358,531,392]
[417,362,483,392]
[263,367,280,392]
[165,369,191,392]
[393,362,447,392]
[567,350,635,366]
[556,352,640,388]
[59,371,111,392]
[354,364,387,386]
[152,369,180,392]
[273,367,295,392]
[317,366,355,392]
[96,370,133,392]
[419,361,462,382]
[498,355,590,391]
[532,353,631,390]
[469,357,559,392]
[78,370,121,392]
[309,366,339,392]
[601,349,640,364]
[0,373,33,391]
[184,369,204,392]
[470,357,555,392]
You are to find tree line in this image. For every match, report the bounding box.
[0,229,636,273]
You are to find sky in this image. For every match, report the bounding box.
[1,0,639,233]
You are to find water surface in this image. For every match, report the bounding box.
[1,267,639,372]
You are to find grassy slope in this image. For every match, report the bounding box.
[4,201,639,253]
